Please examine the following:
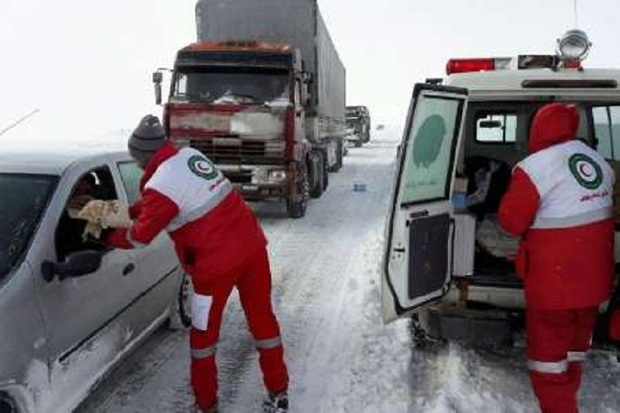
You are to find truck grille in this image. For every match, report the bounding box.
[190,137,285,164]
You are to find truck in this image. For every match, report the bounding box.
[382,29,620,346]
[153,0,347,219]
[345,105,371,147]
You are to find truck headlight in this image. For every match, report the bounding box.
[268,170,287,182]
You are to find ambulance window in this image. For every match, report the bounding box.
[476,113,517,143]
[401,96,462,204]
[593,106,620,161]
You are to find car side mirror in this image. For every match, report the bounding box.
[41,250,103,282]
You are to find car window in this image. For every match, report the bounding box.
[117,161,143,205]
[593,106,620,160]
[55,166,118,261]
[0,174,57,281]
[475,112,517,143]
[401,95,462,205]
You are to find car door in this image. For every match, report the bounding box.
[382,83,468,323]
[34,162,137,374]
[113,159,180,326]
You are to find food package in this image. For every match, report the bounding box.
[452,176,468,211]
[476,215,520,258]
[77,200,132,239]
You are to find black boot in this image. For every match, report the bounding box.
[263,391,288,413]
[193,402,218,413]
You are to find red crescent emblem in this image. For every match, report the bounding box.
[579,162,593,178]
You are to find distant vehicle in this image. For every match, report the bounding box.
[0,148,190,413]
[382,30,620,345]
[153,0,348,218]
[346,105,371,147]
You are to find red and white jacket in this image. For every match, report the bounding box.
[108,142,266,292]
[499,104,615,309]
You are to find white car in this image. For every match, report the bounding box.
[0,147,191,413]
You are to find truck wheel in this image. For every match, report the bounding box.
[322,151,329,190]
[329,139,344,172]
[309,152,324,199]
[287,165,309,219]
[354,140,363,148]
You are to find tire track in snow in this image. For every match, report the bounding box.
[221,138,402,411]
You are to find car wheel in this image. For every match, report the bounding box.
[168,271,193,330]
[0,393,16,413]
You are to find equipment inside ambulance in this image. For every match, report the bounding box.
[382,29,620,345]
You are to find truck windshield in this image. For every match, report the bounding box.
[0,174,57,281]
[172,67,290,105]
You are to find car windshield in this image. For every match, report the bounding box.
[172,67,290,105]
[0,174,57,280]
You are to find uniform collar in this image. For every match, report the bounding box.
[139,142,179,190]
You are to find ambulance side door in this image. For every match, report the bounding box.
[382,83,468,323]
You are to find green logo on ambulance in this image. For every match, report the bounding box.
[188,155,219,180]
[569,153,603,190]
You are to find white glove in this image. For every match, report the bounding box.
[77,200,132,240]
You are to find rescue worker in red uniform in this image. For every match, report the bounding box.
[106,115,289,413]
[498,103,615,413]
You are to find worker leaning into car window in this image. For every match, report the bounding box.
[498,103,615,413]
[105,115,289,413]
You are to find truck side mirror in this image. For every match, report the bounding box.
[152,71,164,84]
[153,71,164,106]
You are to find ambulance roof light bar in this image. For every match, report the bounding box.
[446,30,591,75]
[446,56,550,75]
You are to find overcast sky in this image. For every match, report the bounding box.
[1,0,619,145]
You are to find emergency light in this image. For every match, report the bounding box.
[446,58,509,75]
[445,56,549,75]
[557,29,591,61]
[446,30,591,75]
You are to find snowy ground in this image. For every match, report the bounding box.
[76,130,620,413]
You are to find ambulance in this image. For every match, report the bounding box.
[382,30,620,344]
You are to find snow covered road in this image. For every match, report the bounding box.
[77,131,620,413]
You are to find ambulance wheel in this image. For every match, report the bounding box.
[410,314,446,349]
[168,271,193,330]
